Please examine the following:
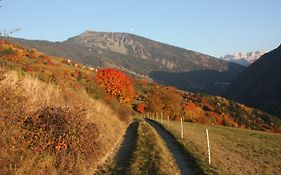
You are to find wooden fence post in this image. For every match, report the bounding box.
[157,113,159,122]
[206,129,211,165]
[181,117,184,138]
[168,116,170,129]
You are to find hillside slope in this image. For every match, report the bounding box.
[1,39,280,132]
[0,40,130,174]
[227,44,281,117]
[0,70,127,175]
[9,31,244,94]
[11,31,243,75]
[1,38,280,175]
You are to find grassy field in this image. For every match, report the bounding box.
[156,119,281,175]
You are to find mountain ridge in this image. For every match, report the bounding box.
[7,31,245,94]
[9,31,244,73]
[65,31,239,72]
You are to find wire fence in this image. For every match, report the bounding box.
[136,112,212,165]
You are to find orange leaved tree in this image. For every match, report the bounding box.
[94,68,135,104]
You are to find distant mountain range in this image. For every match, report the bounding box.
[220,50,267,66]
[227,44,281,117]
[9,31,245,94]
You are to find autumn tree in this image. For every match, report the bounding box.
[146,86,182,119]
[94,68,135,104]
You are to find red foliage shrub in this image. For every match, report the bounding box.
[27,52,37,59]
[24,65,33,72]
[36,58,44,64]
[44,55,53,65]
[201,98,214,111]
[3,54,16,60]
[185,102,197,111]
[94,68,135,104]
[141,79,148,86]
[63,70,70,79]
[197,115,209,124]
[73,70,82,80]
[15,52,24,60]
[207,111,223,125]
[136,103,145,113]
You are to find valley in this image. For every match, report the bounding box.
[1,0,281,174]
[1,38,281,174]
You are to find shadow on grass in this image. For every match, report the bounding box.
[97,121,139,175]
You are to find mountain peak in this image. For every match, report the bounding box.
[79,30,130,37]
[220,50,267,66]
[83,30,95,33]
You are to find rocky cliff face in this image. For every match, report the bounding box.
[72,32,140,56]
[65,31,240,73]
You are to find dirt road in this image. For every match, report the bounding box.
[146,118,203,175]
[98,119,203,175]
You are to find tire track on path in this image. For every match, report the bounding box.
[146,118,204,175]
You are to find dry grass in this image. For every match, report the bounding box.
[129,121,180,175]
[0,71,127,175]
[159,119,281,175]
[1,71,64,112]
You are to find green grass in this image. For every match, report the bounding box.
[157,119,281,175]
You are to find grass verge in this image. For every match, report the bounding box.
[158,119,281,175]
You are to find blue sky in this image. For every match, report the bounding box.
[0,0,280,57]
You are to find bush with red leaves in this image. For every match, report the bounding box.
[94,68,135,104]
[136,102,145,113]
